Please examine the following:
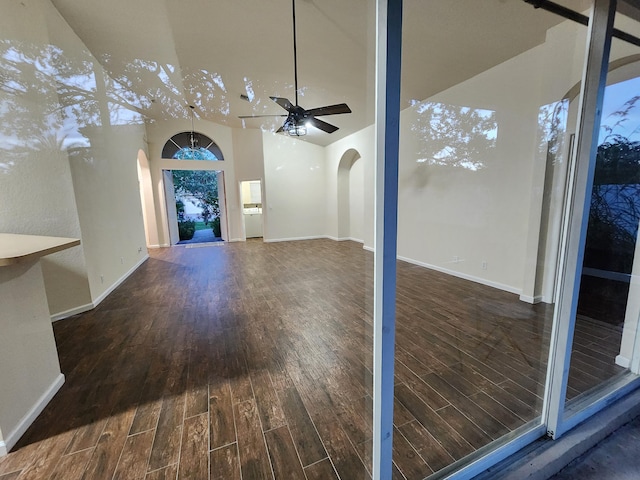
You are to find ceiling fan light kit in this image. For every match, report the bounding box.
[288,124,307,136]
[238,0,352,137]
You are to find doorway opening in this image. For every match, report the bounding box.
[337,148,363,242]
[163,169,228,245]
[241,180,263,239]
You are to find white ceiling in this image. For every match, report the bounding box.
[50,0,593,146]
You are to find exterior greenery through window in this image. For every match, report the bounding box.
[162,132,224,241]
[174,170,221,241]
[173,146,218,160]
[579,86,640,324]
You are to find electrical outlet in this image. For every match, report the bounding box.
[453,256,459,263]
[138,246,142,253]
[120,257,124,264]
[482,261,488,270]
[100,274,104,284]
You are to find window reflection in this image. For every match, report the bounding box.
[0,39,149,165]
[578,77,640,325]
[411,101,497,171]
[537,99,569,160]
[0,36,255,168]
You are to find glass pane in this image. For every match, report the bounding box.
[565,4,640,406]
[395,0,588,476]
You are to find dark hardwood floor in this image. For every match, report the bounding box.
[0,239,623,480]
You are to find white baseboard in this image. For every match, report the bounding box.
[51,302,94,322]
[616,355,630,368]
[397,255,522,296]
[326,236,364,243]
[520,294,544,304]
[51,255,149,322]
[1,373,65,456]
[228,238,244,242]
[92,254,149,307]
[264,235,327,243]
[0,440,6,457]
[363,245,374,252]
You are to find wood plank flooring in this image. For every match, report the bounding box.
[0,239,624,480]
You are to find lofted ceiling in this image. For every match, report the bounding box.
[49,0,593,146]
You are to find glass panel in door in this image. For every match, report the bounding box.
[565,2,640,406]
[393,1,589,476]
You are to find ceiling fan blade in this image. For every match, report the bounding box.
[270,97,296,112]
[305,103,352,117]
[238,114,287,119]
[308,117,339,134]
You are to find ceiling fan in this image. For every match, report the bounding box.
[238,0,352,136]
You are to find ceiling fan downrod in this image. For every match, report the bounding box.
[292,0,299,107]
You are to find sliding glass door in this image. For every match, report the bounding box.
[390,1,591,476]
[561,0,640,418]
[371,0,640,478]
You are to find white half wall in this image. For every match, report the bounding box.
[0,261,64,454]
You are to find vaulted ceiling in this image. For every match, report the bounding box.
[50,0,593,146]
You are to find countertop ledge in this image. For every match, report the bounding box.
[0,233,80,267]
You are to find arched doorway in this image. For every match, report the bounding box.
[337,148,363,241]
[161,132,228,245]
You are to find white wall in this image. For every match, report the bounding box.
[232,128,265,181]
[322,21,590,297]
[43,3,149,306]
[0,0,92,316]
[262,133,327,241]
[68,125,149,303]
[233,129,266,241]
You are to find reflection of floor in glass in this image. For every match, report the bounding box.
[394,261,624,475]
[577,275,630,326]
[568,315,625,400]
[2,239,625,480]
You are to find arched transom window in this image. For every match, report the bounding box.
[162,132,224,160]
